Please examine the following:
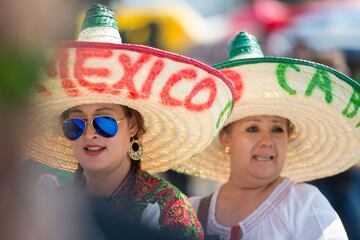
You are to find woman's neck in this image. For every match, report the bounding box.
[84,159,132,197]
[216,177,284,226]
[227,175,283,194]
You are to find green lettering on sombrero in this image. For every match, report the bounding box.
[277,63,333,104]
[343,88,360,128]
[175,31,360,183]
[305,69,333,104]
[343,89,360,118]
[277,63,299,95]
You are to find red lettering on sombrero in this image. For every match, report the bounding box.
[160,69,217,112]
[75,48,113,94]
[112,53,151,99]
[161,69,197,106]
[139,59,164,99]
[46,48,69,79]
[45,48,80,96]
[43,47,222,112]
[220,69,243,103]
[184,77,217,112]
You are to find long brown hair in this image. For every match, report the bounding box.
[122,106,146,169]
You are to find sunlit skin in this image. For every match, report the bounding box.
[67,103,138,196]
[216,115,289,227]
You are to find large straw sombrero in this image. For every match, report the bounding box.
[175,32,360,183]
[24,3,234,173]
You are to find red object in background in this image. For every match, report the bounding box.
[253,0,290,33]
[230,0,291,37]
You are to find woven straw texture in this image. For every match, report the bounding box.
[24,42,234,173]
[175,57,360,182]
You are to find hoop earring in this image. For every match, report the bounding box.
[224,146,230,154]
[128,137,143,161]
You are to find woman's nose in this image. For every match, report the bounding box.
[83,121,98,139]
[258,131,273,148]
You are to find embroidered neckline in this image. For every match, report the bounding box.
[207,178,293,239]
[110,163,139,197]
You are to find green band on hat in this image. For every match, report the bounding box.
[81,3,119,31]
[228,32,264,60]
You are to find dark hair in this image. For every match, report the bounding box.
[287,121,295,139]
[74,163,85,186]
[122,106,146,169]
[122,106,146,140]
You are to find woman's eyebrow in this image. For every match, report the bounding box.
[271,119,285,124]
[94,107,115,113]
[69,109,84,114]
[247,119,261,123]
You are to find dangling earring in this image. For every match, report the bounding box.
[224,146,230,154]
[128,137,143,160]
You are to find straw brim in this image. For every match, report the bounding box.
[175,57,360,182]
[24,42,234,173]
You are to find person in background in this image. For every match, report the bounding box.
[175,32,360,239]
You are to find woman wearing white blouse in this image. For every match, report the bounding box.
[175,32,360,240]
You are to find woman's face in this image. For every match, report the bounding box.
[67,103,138,174]
[220,115,288,186]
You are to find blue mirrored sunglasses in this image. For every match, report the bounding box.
[62,116,126,140]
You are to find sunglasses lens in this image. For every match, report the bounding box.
[93,116,118,138]
[63,118,86,140]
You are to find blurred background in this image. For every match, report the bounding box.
[1,0,359,239]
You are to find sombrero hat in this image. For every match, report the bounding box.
[175,32,360,182]
[24,3,235,173]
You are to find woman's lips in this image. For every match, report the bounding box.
[83,145,106,157]
[253,155,274,161]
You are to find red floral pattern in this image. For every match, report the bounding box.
[161,198,191,227]
[135,175,158,199]
[93,165,204,239]
[155,187,175,201]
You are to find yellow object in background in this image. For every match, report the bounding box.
[115,2,218,53]
[76,3,224,53]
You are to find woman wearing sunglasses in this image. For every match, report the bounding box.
[23,3,234,239]
[175,32,360,239]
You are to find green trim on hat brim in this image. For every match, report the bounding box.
[214,57,360,91]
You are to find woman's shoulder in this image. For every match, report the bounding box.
[138,170,188,203]
[284,181,348,238]
[275,179,333,211]
[256,179,337,222]
[139,171,204,239]
[289,181,329,204]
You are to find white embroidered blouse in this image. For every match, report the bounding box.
[190,178,348,240]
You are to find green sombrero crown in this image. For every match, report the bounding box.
[81,3,118,30]
[78,3,122,43]
[228,31,264,60]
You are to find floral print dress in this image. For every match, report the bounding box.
[89,164,204,240]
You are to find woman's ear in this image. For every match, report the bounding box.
[128,115,139,137]
[219,128,231,149]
